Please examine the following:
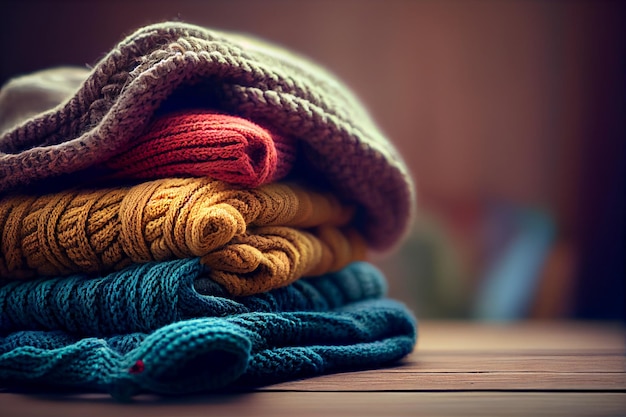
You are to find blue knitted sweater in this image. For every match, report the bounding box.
[0,299,415,400]
[0,261,417,399]
[0,260,386,336]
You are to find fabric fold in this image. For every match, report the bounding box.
[0,67,86,134]
[0,298,416,400]
[97,110,297,188]
[0,21,415,250]
[203,225,367,296]
[0,260,386,336]
[0,178,357,279]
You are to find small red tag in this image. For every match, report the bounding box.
[129,360,145,374]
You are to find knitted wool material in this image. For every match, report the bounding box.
[204,225,367,296]
[0,69,295,188]
[0,259,385,336]
[0,21,415,250]
[0,298,416,400]
[0,177,359,280]
[0,67,86,134]
[98,110,296,188]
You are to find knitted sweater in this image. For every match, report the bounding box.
[0,177,363,284]
[0,259,385,336]
[99,109,296,188]
[0,298,416,400]
[0,21,415,251]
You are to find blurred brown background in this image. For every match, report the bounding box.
[1,0,624,321]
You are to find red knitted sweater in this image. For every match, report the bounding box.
[99,110,296,188]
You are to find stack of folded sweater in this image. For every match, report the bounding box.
[0,22,417,400]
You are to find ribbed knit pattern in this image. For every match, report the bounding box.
[98,110,296,188]
[0,260,386,336]
[0,21,415,250]
[0,177,359,280]
[0,298,416,400]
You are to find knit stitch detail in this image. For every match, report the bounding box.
[0,259,386,336]
[98,110,296,188]
[202,226,367,296]
[0,67,86,134]
[0,22,415,250]
[0,299,416,399]
[0,178,357,278]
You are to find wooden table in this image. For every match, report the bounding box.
[3,321,625,416]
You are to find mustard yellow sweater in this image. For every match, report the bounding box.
[0,177,365,294]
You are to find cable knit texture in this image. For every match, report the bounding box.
[0,298,416,400]
[0,177,363,285]
[0,260,386,336]
[0,21,415,250]
[202,225,367,296]
[98,110,296,188]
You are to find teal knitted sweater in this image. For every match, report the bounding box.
[0,261,416,399]
[0,299,415,400]
[0,259,386,335]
